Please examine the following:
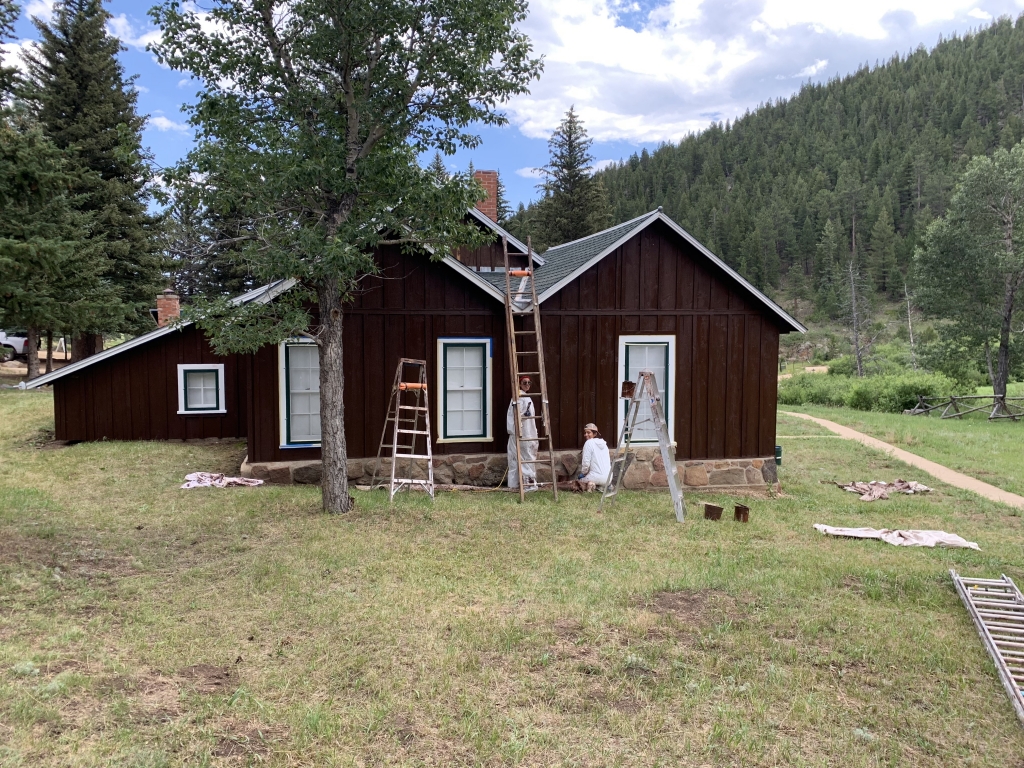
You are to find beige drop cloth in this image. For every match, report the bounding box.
[181,472,264,489]
[813,524,980,550]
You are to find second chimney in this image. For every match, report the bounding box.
[156,288,180,328]
[473,170,499,222]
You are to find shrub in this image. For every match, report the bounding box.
[778,371,957,412]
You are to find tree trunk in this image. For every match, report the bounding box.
[849,262,864,377]
[317,279,353,513]
[26,327,40,380]
[994,273,1021,397]
[45,331,53,374]
[904,284,916,371]
[71,333,103,362]
[984,340,997,392]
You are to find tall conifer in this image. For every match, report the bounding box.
[535,106,611,247]
[23,0,162,358]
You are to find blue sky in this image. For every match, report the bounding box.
[5,0,1024,207]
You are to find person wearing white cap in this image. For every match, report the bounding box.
[506,375,538,490]
[577,423,611,490]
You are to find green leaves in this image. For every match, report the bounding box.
[151,0,541,342]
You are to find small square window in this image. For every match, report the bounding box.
[177,364,226,415]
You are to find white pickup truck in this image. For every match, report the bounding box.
[0,330,37,362]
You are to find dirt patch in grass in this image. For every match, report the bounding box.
[638,588,743,627]
[180,663,236,694]
[212,719,286,761]
[0,530,140,581]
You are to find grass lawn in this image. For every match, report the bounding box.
[3,390,1024,766]
[781,405,1024,498]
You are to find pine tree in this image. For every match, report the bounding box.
[868,208,899,295]
[1,3,112,379]
[0,1,17,96]
[535,106,611,246]
[23,0,162,359]
[495,171,512,225]
[814,219,842,319]
[427,151,449,184]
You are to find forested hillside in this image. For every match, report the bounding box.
[592,16,1024,312]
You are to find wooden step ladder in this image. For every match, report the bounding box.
[951,570,1024,726]
[502,237,558,502]
[371,358,435,502]
[599,371,685,522]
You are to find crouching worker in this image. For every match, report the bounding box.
[507,375,538,490]
[574,423,611,492]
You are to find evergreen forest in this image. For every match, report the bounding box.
[589,16,1024,314]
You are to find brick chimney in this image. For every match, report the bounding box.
[473,170,499,222]
[156,288,180,327]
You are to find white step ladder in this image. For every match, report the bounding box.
[599,371,685,522]
[951,570,1024,726]
[371,359,435,502]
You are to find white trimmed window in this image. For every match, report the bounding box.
[177,364,226,415]
[618,335,675,444]
[278,340,321,446]
[436,338,493,442]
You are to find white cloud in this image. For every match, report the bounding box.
[134,84,150,93]
[149,115,189,132]
[505,0,1024,143]
[969,8,993,19]
[106,14,162,51]
[24,0,55,22]
[516,167,545,178]
[591,158,618,172]
[177,78,191,88]
[0,39,37,76]
[796,59,829,77]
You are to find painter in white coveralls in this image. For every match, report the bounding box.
[578,422,611,489]
[506,375,538,489]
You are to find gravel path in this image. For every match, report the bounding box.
[781,411,1024,510]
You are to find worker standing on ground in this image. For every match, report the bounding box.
[507,375,538,490]
[576,423,611,491]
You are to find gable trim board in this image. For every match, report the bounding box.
[535,210,806,334]
[465,206,545,266]
[23,278,297,390]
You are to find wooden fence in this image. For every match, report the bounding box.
[906,395,1024,421]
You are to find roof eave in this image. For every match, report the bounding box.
[466,207,545,266]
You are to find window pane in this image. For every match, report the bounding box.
[444,344,486,437]
[625,343,669,442]
[185,370,218,409]
[288,345,320,442]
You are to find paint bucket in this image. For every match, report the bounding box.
[775,445,782,466]
[734,504,750,523]
[704,503,723,521]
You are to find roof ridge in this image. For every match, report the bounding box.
[542,209,658,255]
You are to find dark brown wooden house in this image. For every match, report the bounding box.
[27,206,804,488]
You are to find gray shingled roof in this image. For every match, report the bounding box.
[531,211,657,296]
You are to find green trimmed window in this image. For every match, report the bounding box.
[440,340,489,440]
[177,363,226,415]
[284,343,321,444]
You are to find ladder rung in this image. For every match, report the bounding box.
[398,405,428,411]
[515,350,538,355]
[513,330,536,335]
[396,429,429,435]
[516,371,541,376]
[393,453,431,460]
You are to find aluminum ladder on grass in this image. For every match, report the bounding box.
[950,570,1024,726]
[599,371,685,522]
[370,358,434,502]
[501,236,558,503]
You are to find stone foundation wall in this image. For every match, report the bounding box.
[242,448,778,489]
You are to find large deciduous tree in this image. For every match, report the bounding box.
[535,106,610,248]
[23,0,163,360]
[150,0,541,513]
[916,142,1024,396]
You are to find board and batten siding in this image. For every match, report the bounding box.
[246,245,514,463]
[538,220,782,459]
[53,324,247,442]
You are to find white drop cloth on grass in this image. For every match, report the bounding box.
[813,524,979,550]
[834,479,932,501]
[181,472,263,489]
